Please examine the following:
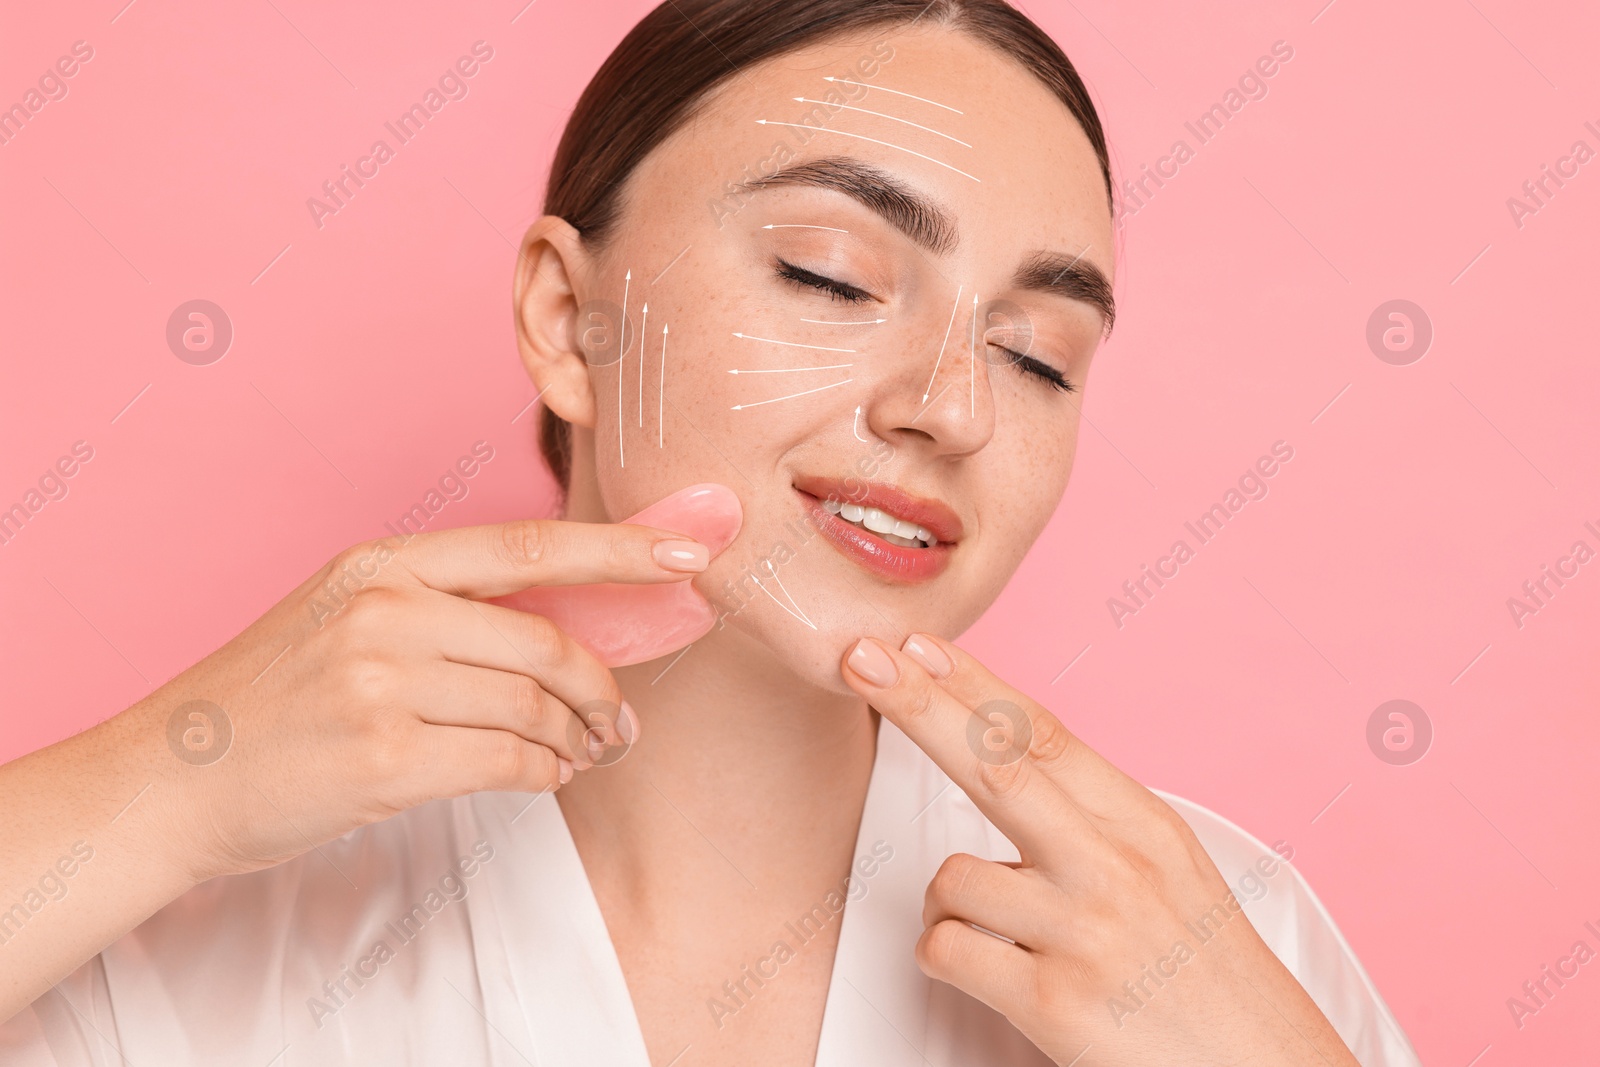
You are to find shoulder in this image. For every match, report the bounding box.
[1150,788,1424,1067]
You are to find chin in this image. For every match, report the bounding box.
[693,541,960,698]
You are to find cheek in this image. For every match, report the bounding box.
[987,397,1079,539]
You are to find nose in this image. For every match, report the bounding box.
[861,288,997,459]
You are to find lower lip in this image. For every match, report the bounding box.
[793,488,954,583]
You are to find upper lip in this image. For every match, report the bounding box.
[792,474,965,543]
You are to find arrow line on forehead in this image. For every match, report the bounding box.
[821,76,964,114]
[754,121,980,183]
[792,97,970,147]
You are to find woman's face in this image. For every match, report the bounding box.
[521,25,1116,693]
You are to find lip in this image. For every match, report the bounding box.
[791,475,962,584]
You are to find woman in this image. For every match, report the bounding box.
[0,1,1422,1063]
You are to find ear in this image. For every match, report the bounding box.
[513,215,599,429]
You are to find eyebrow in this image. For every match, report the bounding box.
[736,154,1116,336]
[1014,249,1116,337]
[738,156,959,255]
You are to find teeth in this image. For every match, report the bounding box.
[861,507,896,535]
[819,496,937,547]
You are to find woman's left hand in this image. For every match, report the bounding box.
[839,632,1361,1067]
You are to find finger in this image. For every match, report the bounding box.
[915,917,1033,1015]
[902,632,1211,868]
[416,723,571,797]
[372,518,713,599]
[841,637,1101,869]
[409,662,603,766]
[922,853,1055,950]
[414,591,637,760]
[900,631,1133,807]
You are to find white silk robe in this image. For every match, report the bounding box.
[1,717,1423,1065]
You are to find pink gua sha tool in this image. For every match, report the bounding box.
[488,483,743,667]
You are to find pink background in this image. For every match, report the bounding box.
[3,0,1597,1061]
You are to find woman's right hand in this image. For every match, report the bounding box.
[160,518,712,880]
[0,517,712,1022]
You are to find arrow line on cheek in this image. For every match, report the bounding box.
[922,284,964,404]
[969,292,978,418]
[730,378,854,410]
[638,303,648,428]
[619,268,631,469]
[728,364,853,374]
[733,332,856,353]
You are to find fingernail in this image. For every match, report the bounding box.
[584,728,606,760]
[618,700,639,745]
[901,633,953,679]
[556,757,574,784]
[653,539,709,572]
[847,638,899,687]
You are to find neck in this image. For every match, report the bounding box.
[550,436,881,914]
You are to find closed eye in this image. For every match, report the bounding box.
[774,259,873,304]
[994,347,1075,393]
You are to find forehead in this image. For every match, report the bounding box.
[635,24,1115,284]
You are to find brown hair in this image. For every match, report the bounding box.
[536,0,1113,495]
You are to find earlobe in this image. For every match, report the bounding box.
[513,215,599,429]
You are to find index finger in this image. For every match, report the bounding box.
[898,632,1137,807]
[375,518,712,599]
[840,636,1101,870]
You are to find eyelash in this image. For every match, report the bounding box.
[773,258,1076,394]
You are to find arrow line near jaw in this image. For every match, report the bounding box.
[792,97,970,146]
[822,76,964,114]
[729,363,853,374]
[731,378,854,410]
[754,559,817,630]
[923,284,965,403]
[754,121,980,183]
[733,332,856,352]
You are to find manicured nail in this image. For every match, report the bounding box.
[584,728,606,760]
[618,700,639,745]
[901,633,953,679]
[653,539,709,572]
[847,638,899,687]
[556,757,574,784]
